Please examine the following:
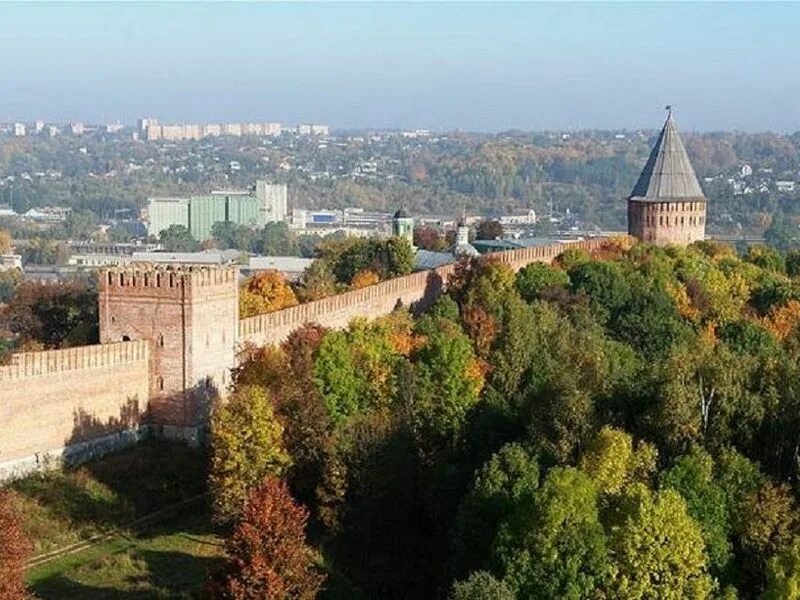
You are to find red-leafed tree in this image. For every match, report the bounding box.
[210,477,325,600]
[0,490,31,600]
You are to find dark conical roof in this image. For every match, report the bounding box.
[630,110,705,201]
[393,208,410,219]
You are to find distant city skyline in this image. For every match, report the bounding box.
[1,3,799,132]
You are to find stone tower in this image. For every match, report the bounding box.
[392,208,415,249]
[98,265,239,442]
[627,108,707,246]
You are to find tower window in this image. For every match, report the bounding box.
[157,376,164,391]
[158,333,164,348]
[122,335,131,342]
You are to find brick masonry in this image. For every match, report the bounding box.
[0,239,607,479]
[628,199,707,246]
[0,341,149,479]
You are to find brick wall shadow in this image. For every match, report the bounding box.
[410,269,446,316]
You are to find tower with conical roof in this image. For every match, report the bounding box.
[627,107,707,246]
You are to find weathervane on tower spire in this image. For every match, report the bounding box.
[665,104,673,117]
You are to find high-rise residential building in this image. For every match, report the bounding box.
[222,123,242,136]
[182,124,201,140]
[70,122,85,135]
[160,125,184,141]
[243,123,262,136]
[137,117,158,132]
[262,122,282,136]
[146,124,162,140]
[297,124,329,136]
[203,123,221,137]
[12,123,26,137]
[47,125,59,137]
[34,120,44,134]
[106,122,125,133]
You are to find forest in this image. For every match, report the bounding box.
[196,237,800,599]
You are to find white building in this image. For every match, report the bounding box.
[499,209,538,226]
[12,123,26,137]
[256,181,288,223]
[70,122,85,135]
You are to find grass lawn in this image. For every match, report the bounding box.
[27,508,225,599]
[3,440,225,598]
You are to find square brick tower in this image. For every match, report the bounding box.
[99,265,239,442]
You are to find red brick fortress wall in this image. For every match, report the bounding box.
[0,341,150,479]
[238,238,608,348]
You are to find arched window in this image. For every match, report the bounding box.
[122,335,131,342]
[157,376,164,391]
[158,333,164,348]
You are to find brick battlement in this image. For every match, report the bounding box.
[101,264,239,292]
[0,340,149,382]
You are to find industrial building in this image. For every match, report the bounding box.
[146,182,288,240]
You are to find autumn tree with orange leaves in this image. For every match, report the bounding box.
[239,270,299,317]
[0,490,31,600]
[209,477,324,600]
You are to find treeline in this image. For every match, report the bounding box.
[204,237,800,598]
[5,130,800,236]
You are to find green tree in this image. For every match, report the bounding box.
[656,337,758,453]
[296,260,338,302]
[212,221,256,251]
[257,221,299,256]
[765,537,800,600]
[607,484,715,600]
[745,245,785,273]
[787,249,800,278]
[159,224,199,252]
[476,219,504,240]
[405,317,484,451]
[209,386,291,522]
[611,285,689,359]
[452,443,539,577]
[515,262,569,302]
[579,426,657,496]
[493,467,609,599]
[382,235,414,278]
[660,449,732,575]
[568,261,631,323]
[450,571,514,600]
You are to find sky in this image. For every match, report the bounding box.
[1,2,799,133]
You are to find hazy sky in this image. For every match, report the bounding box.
[1,2,799,132]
